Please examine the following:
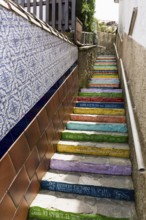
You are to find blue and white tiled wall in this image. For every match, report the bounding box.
[0,6,78,149]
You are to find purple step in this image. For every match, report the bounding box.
[50,153,132,176]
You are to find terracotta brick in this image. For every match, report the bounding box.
[45,121,55,142]
[52,132,60,153]
[46,91,60,118]
[13,199,28,220]
[45,142,55,161]
[25,174,40,206]
[25,147,40,180]
[0,193,16,220]
[52,91,60,111]
[36,156,48,181]
[58,84,65,101]
[45,97,54,118]
[52,111,60,131]
[9,167,30,207]
[0,154,16,201]
[25,119,41,150]
[9,134,30,172]
[37,108,49,134]
[37,132,48,160]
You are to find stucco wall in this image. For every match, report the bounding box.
[116,33,146,220]
[118,0,146,48]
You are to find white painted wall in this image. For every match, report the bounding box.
[118,0,146,48]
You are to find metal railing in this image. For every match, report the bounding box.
[13,0,76,31]
[114,43,145,172]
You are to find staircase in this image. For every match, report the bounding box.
[29,55,137,220]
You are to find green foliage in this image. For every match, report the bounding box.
[76,0,96,32]
[94,18,117,33]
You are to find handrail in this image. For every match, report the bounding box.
[114,43,145,172]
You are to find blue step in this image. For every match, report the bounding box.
[41,171,134,202]
[75,102,124,109]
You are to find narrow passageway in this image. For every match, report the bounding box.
[29,55,136,220]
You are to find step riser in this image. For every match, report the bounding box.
[80,88,122,93]
[93,70,118,73]
[90,80,120,84]
[89,84,119,88]
[41,181,134,201]
[50,159,132,175]
[75,102,124,109]
[70,114,126,123]
[73,108,125,116]
[29,206,130,220]
[61,132,128,143]
[67,123,128,133]
[57,144,130,158]
[92,75,118,78]
[78,92,123,98]
[76,97,124,103]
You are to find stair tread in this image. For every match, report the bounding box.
[42,169,133,189]
[66,121,127,133]
[51,153,131,166]
[30,191,136,219]
[71,113,126,119]
[62,129,128,136]
[58,140,129,150]
[73,107,125,116]
[80,88,122,93]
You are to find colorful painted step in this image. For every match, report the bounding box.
[57,141,130,158]
[29,54,136,220]
[92,75,118,78]
[80,88,122,93]
[93,71,118,74]
[61,130,128,143]
[29,191,136,220]
[78,92,123,98]
[73,107,125,116]
[70,114,126,123]
[75,102,124,109]
[76,96,124,103]
[89,84,119,88]
[50,153,131,175]
[66,121,128,133]
[41,170,134,201]
[89,79,120,84]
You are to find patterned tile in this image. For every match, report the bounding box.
[0,6,78,142]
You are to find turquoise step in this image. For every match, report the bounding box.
[66,121,128,133]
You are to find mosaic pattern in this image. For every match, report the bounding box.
[0,6,78,141]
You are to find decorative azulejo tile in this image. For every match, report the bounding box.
[0,5,78,143]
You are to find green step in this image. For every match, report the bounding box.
[61,130,128,143]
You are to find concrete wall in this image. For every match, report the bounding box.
[78,46,97,88]
[118,0,146,47]
[116,32,146,220]
[97,31,116,55]
[117,1,146,218]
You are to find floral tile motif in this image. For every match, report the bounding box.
[0,6,78,141]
